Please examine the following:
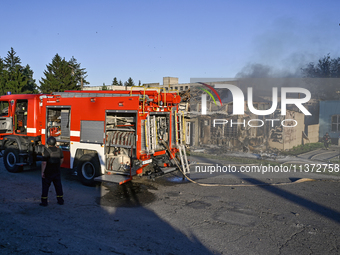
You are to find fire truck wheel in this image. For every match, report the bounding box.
[3,146,23,173]
[77,154,100,186]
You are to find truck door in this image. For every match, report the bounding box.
[15,100,28,134]
[0,100,12,134]
[46,107,71,167]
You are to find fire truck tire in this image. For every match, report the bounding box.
[77,154,100,186]
[3,146,23,173]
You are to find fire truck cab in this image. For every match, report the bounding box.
[0,94,42,172]
[0,90,186,185]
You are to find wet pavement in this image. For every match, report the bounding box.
[96,181,157,207]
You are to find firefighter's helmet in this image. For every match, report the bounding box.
[47,136,56,146]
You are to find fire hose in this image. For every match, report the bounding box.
[161,141,315,187]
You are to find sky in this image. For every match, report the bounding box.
[1,0,339,87]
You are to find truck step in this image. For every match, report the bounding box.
[16,163,27,166]
[94,174,132,185]
[160,167,177,174]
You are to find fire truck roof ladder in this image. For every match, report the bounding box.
[53,92,141,98]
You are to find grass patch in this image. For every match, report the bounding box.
[330,158,340,164]
[280,143,324,156]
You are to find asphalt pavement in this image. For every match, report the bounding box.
[0,149,339,254]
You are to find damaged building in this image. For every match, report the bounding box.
[184,82,320,153]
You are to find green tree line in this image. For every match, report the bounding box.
[111,77,141,87]
[0,48,88,95]
[301,54,340,99]
[39,54,88,94]
[0,48,37,95]
[102,77,142,90]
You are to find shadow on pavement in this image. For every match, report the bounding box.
[242,176,340,224]
[190,156,340,224]
[97,181,215,254]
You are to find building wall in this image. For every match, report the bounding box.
[319,101,340,140]
[168,83,191,92]
[307,124,319,143]
[83,77,192,92]
[283,111,305,150]
[163,77,179,87]
[268,110,305,150]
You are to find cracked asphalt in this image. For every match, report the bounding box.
[0,148,339,255]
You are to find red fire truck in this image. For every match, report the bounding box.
[0,89,187,185]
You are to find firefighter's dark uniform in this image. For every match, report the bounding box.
[323,133,331,150]
[40,146,64,206]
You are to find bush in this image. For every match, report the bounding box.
[281,143,324,156]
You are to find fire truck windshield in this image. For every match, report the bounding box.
[0,101,9,117]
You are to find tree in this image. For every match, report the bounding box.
[112,77,119,86]
[302,54,340,99]
[124,77,135,87]
[39,54,78,93]
[0,57,5,95]
[138,80,141,86]
[4,65,27,94]
[118,80,123,86]
[102,83,108,90]
[302,54,340,78]
[69,56,89,89]
[22,64,38,93]
[4,48,21,72]
[0,48,37,95]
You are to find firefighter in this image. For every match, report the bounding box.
[40,136,64,206]
[323,132,331,150]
